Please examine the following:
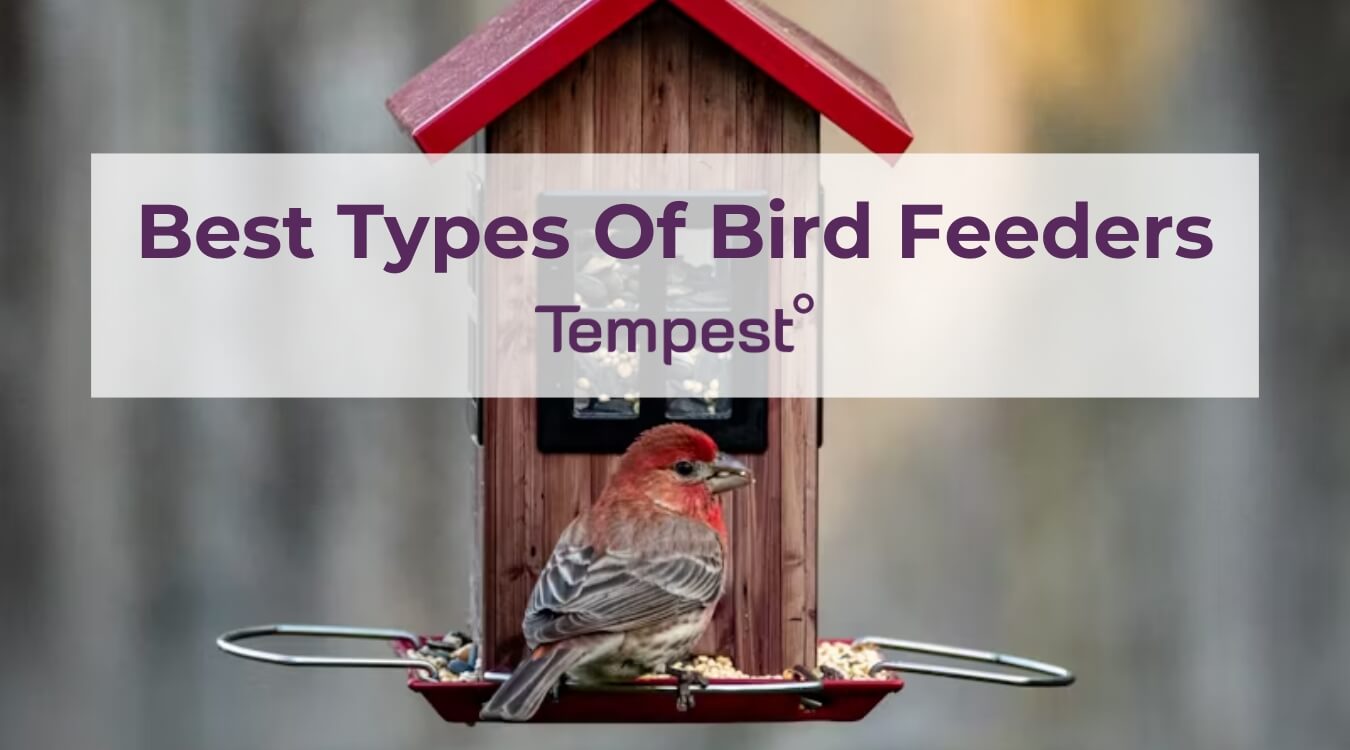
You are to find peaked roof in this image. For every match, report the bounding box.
[387,0,913,155]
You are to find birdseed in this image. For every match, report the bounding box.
[406,635,481,683]
[816,641,892,680]
[409,633,893,683]
[644,642,892,681]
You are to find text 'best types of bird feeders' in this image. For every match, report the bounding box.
[218,0,1074,725]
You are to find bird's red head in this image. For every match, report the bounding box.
[604,425,751,533]
[618,424,719,473]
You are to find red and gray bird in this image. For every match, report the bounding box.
[480,424,751,722]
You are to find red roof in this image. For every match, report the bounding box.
[387,0,913,155]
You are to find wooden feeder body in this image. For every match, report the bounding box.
[388,0,912,681]
[480,4,820,678]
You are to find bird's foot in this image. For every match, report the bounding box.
[818,664,847,681]
[665,666,709,712]
[549,675,569,704]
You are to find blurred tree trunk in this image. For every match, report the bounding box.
[1245,0,1350,745]
[2,2,479,749]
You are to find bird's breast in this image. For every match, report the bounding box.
[568,608,715,682]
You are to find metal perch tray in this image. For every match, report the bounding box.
[217,624,1074,725]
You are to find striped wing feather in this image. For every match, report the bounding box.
[522,513,724,649]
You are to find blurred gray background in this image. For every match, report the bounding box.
[2,0,1347,748]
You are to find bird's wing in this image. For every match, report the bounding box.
[522,513,724,648]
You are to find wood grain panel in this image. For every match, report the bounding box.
[482,79,546,672]
[687,21,741,660]
[590,18,644,497]
[642,4,691,201]
[481,398,544,670]
[543,50,595,154]
[540,42,597,578]
[779,398,817,666]
[480,4,821,677]
[689,26,740,157]
[738,404,783,672]
[728,48,788,676]
[779,94,820,667]
[641,4,691,154]
[593,19,644,154]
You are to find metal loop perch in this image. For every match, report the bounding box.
[217,625,828,696]
[855,637,1075,687]
[217,624,439,679]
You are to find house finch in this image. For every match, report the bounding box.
[480,424,751,722]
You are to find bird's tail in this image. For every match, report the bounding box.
[480,644,591,722]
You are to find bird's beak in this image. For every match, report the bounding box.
[707,453,752,494]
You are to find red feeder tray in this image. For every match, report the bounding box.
[217,625,1072,725]
[410,674,902,724]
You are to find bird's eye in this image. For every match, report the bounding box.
[674,461,696,477]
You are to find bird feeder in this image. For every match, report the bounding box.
[218,0,1075,725]
[385,0,921,682]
